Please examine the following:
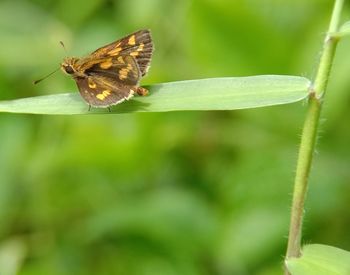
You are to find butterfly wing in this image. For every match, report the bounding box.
[85,55,141,86]
[89,29,153,76]
[75,75,136,108]
[75,56,141,107]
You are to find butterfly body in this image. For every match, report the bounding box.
[61,30,153,108]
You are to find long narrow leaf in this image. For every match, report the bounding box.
[286,244,350,275]
[0,75,310,115]
[337,21,350,37]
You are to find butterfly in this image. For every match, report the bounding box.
[60,29,153,109]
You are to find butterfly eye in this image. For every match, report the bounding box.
[64,65,74,74]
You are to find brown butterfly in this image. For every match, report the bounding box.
[60,29,153,109]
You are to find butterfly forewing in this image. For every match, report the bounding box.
[90,29,153,76]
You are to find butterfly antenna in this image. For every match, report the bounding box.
[33,40,69,84]
[60,41,68,54]
[33,67,60,84]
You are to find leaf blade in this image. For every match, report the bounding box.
[286,244,350,275]
[337,21,350,38]
[0,75,310,115]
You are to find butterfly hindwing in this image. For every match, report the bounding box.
[75,76,135,107]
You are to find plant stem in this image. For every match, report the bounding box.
[285,0,343,268]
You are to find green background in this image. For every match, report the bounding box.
[0,0,349,274]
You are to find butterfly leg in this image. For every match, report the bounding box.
[88,105,92,111]
[136,86,149,96]
[108,107,111,112]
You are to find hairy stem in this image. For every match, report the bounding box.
[285,0,343,268]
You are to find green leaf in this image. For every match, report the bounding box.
[336,21,350,37]
[0,75,310,115]
[286,244,350,275]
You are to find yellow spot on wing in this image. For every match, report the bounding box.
[99,59,113,69]
[104,90,111,96]
[96,90,111,100]
[138,43,144,51]
[96,94,104,100]
[109,47,122,56]
[119,64,132,80]
[88,79,97,89]
[128,35,136,46]
[117,56,124,63]
[119,68,128,80]
[130,43,144,57]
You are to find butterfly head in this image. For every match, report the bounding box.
[61,57,78,75]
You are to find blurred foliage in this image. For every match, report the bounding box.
[0,0,350,274]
